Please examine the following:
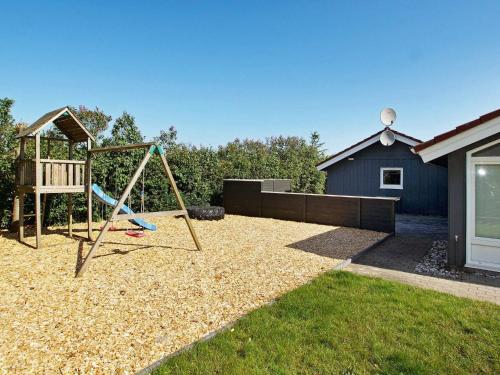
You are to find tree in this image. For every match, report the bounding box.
[99,112,145,212]
[0,98,18,227]
[217,133,326,195]
[110,112,143,145]
[73,105,111,142]
[157,126,178,150]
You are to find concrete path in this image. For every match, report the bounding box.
[346,263,500,305]
[344,214,500,305]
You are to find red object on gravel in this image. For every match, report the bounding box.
[125,229,145,238]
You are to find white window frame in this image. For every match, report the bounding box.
[380,167,403,189]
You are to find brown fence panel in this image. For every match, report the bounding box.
[360,198,395,233]
[261,192,306,222]
[223,179,397,233]
[223,180,262,216]
[306,195,360,227]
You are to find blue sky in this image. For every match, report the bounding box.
[1,1,499,153]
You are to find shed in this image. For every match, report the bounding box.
[317,129,448,216]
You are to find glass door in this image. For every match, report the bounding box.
[474,163,500,240]
[468,158,500,271]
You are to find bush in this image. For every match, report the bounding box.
[0,101,326,228]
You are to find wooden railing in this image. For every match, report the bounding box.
[17,159,86,187]
[41,159,86,187]
[17,159,36,186]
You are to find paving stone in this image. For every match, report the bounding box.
[345,214,500,304]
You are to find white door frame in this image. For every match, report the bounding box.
[466,139,500,272]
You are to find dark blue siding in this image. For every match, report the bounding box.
[324,141,448,216]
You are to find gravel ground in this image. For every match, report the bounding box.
[415,240,500,281]
[414,240,461,278]
[0,215,384,374]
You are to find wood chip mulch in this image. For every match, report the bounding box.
[0,215,385,374]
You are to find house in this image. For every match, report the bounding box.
[317,129,448,216]
[414,109,500,273]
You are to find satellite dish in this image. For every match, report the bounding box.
[380,129,396,146]
[380,108,397,126]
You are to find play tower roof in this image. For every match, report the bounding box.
[16,106,95,142]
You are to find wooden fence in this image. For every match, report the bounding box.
[223,179,398,233]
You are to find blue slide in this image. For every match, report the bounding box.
[92,183,157,231]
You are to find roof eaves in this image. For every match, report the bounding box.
[316,130,382,168]
[317,129,421,170]
[414,109,500,153]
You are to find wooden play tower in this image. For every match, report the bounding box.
[15,107,94,249]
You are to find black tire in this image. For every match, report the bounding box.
[187,206,225,221]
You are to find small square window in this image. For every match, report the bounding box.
[380,168,403,189]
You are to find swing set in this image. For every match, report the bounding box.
[13,107,201,277]
[76,142,202,277]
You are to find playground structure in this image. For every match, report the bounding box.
[14,107,202,276]
[92,183,157,232]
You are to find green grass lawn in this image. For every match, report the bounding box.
[153,272,500,375]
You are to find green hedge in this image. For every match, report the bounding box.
[0,100,326,228]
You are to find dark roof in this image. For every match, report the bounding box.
[316,129,422,168]
[414,109,500,152]
[16,107,95,142]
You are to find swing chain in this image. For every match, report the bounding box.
[140,168,145,214]
[126,168,146,237]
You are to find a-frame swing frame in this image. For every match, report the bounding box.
[76,143,202,277]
